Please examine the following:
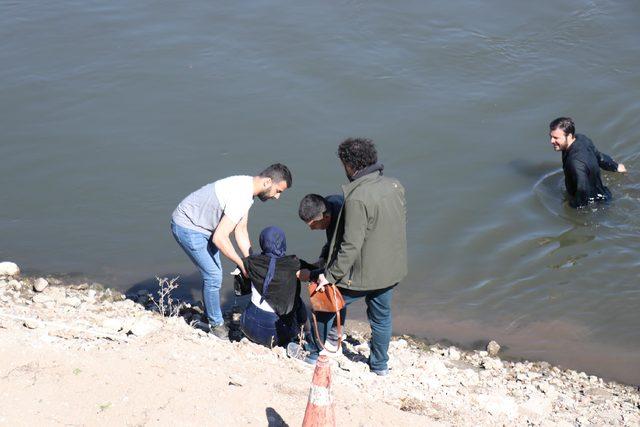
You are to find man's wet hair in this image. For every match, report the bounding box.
[550,117,575,137]
[259,163,292,188]
[337,138,377,172]
[298,194,328,222]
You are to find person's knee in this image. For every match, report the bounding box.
[203,274,222,291]
[367,306,391,323]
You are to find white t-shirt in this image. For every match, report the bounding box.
[214,175,254,224]
[171,175,254,236]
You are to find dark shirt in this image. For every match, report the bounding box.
[242,255,316,316]
[243,255,301,316]
[562,134,618,208]
[319,194,345,262]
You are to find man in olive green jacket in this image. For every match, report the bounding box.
[304,137,407,375]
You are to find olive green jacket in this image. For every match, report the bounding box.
[324,171,407,291]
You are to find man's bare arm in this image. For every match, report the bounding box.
[212,215,247,276]
[234,215,251,258]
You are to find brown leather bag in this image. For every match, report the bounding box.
[308,282,345,353]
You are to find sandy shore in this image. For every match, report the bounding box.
[0,265,638,426]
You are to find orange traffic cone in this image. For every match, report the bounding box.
[302,355,336,427]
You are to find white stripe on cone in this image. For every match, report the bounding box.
[308,384,332,406]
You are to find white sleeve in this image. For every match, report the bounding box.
[224,199,251,224]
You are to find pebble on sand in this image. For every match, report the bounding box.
[487,340,501,356]
[33,278,49,292]
[32,294,52,304]
[102,318,124,333]
[23,319,41,329]
[128,318,162,337]
[64,297,82,307]
[0,262,20,277]
[448,347,461,361]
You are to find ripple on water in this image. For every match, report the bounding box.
[533,155,640,233]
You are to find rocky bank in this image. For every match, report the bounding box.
[0,262,638,426]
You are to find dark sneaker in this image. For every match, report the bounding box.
[192,319,211,332]
[209,322,230,340]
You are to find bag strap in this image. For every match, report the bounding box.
[311,285,343,354]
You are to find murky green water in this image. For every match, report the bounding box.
[2,0,639,383]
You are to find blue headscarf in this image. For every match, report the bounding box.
[259,226,287,297]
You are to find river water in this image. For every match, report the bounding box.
[2,0,639,383]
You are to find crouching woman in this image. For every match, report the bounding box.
[240,226,308,347]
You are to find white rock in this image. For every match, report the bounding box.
[64,296,82,307]
[33,277,49,292]
[355,342,370,353]
[271,346,286,359]
[482,357,504,371]
[115,299,136,309]
[576,416,589,425]
[87,290,97,300]
[474,393,518,419]
[519,396,552,422]
[102,318,124,332]
[478,369,493,380]
[32,294,52,304]
[390,339,408,350]
[129,318,162,337]
[460,369,480,386]
[487,340,501,356]
[419,374,442,390]
[424,358,449,377]
[228,374,246,386]
[0,279,6,287]
[43,301,56,310]
[0,262,20,276]
[23,319,41,329]
[7,280,20,289]
[538,382,559,400]
[448,347,461,361]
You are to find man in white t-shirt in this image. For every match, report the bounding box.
[171,163,292,339]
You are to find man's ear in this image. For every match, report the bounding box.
[263,177,272,187]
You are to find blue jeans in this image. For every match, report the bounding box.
[241,300,307,347]
[171,222,223,325]
[305,284,396,371]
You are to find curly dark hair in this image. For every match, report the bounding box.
[337,138,377,172]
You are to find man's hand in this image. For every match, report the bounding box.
[618,163,627,173]
[316,273,330,292]
[297,269,311,282]
[238,264,248,278]
[231,266,248,279]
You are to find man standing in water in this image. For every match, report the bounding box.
[293,138,407,375]
[549,117,626,208]
[171,164,292,339]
